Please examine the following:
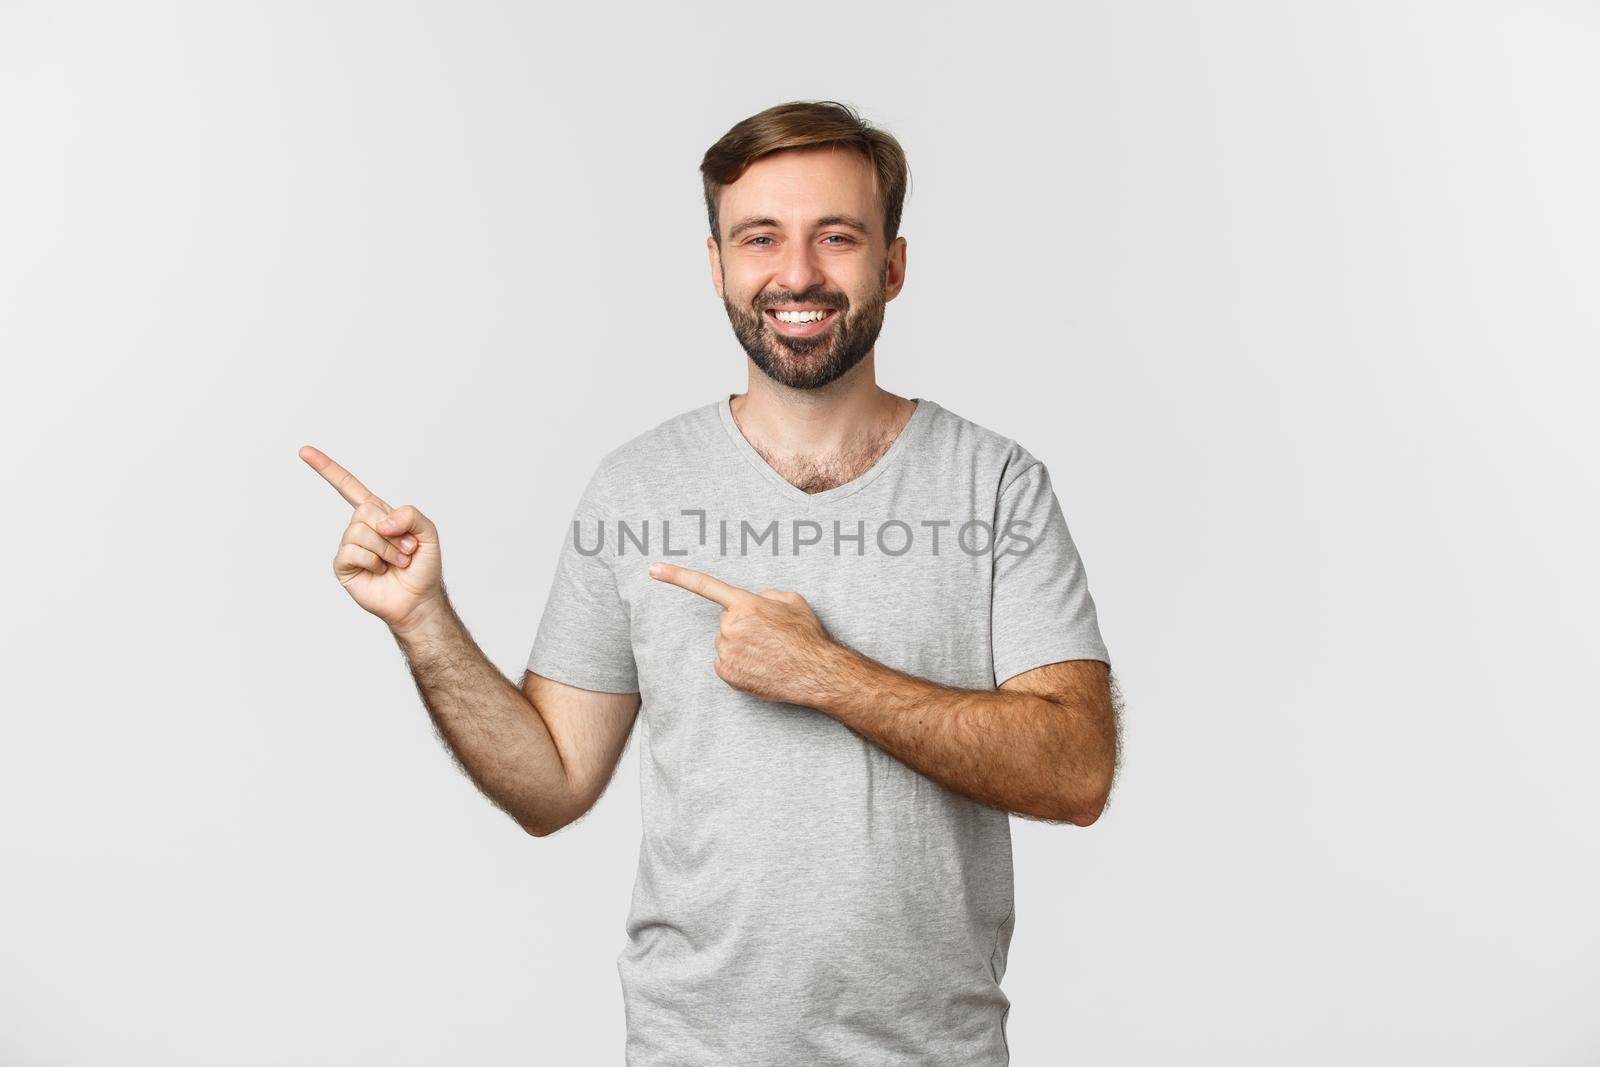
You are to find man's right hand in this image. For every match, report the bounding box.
[299,444,446,634]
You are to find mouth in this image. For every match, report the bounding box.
[764,307,839,337]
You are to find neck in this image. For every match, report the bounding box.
[730,349,914,461]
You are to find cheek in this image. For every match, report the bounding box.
[834,273,877,308]
[729,283,765,316]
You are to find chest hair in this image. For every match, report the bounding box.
[748,425,904,495]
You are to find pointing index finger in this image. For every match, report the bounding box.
[299,444,386,509]
[649,562,753,609]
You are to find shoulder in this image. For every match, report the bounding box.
[586,397,726,490]
[916,398,1043,495]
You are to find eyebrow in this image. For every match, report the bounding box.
[727,214,872,240]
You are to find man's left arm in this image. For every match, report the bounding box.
[806,644,1118,825]
[647,561,1120,825]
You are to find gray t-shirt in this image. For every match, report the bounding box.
[526,394,1110,1066]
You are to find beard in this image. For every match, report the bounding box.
[722,261,889,391]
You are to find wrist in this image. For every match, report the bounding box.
[805,640,871,715]
[390,593,454,641]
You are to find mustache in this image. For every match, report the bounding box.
[754,294,846,312]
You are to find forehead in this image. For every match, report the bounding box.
[720,145,879,230]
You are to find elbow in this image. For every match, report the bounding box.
[524,821,577,839]
[521,813,574,838]
[518,785,590,838]
[521,798,586,838]
[1060,768,1114,827]
[1064,800,1105,827]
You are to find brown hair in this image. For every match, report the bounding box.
[700,100,911,249]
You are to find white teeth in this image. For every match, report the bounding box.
[773,309,830,323]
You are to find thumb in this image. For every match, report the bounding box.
[375,504,438,543]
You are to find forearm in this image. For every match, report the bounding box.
[390,594,573,834]
[810,645,1110,824]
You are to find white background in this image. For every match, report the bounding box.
[2,2,1596,1064]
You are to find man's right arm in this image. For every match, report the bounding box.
[391,596,641,837]
[298,444,640,838]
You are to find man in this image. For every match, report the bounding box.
[301,99,1119,1066]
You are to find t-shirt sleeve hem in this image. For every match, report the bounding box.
[524,651,640,695]
[993,645,1112,688]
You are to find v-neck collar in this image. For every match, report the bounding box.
[715,393,935,506]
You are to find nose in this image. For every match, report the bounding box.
[771,236,828,296]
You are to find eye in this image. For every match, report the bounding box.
[823,235,855,245]
[748,236,774,246]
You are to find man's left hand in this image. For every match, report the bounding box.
[648,561,847,706]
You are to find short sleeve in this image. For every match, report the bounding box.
[525,460,640,693]
[990,460,1111,687]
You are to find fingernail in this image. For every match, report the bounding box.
[397,553,411,565]
[649,562,663,577]
[401,537,416,550]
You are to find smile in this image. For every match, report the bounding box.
[764,307,839,336]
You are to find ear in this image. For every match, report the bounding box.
[884,235,907,303]
[706,235,724,299]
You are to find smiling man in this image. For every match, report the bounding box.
[302,100,1119,1066]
